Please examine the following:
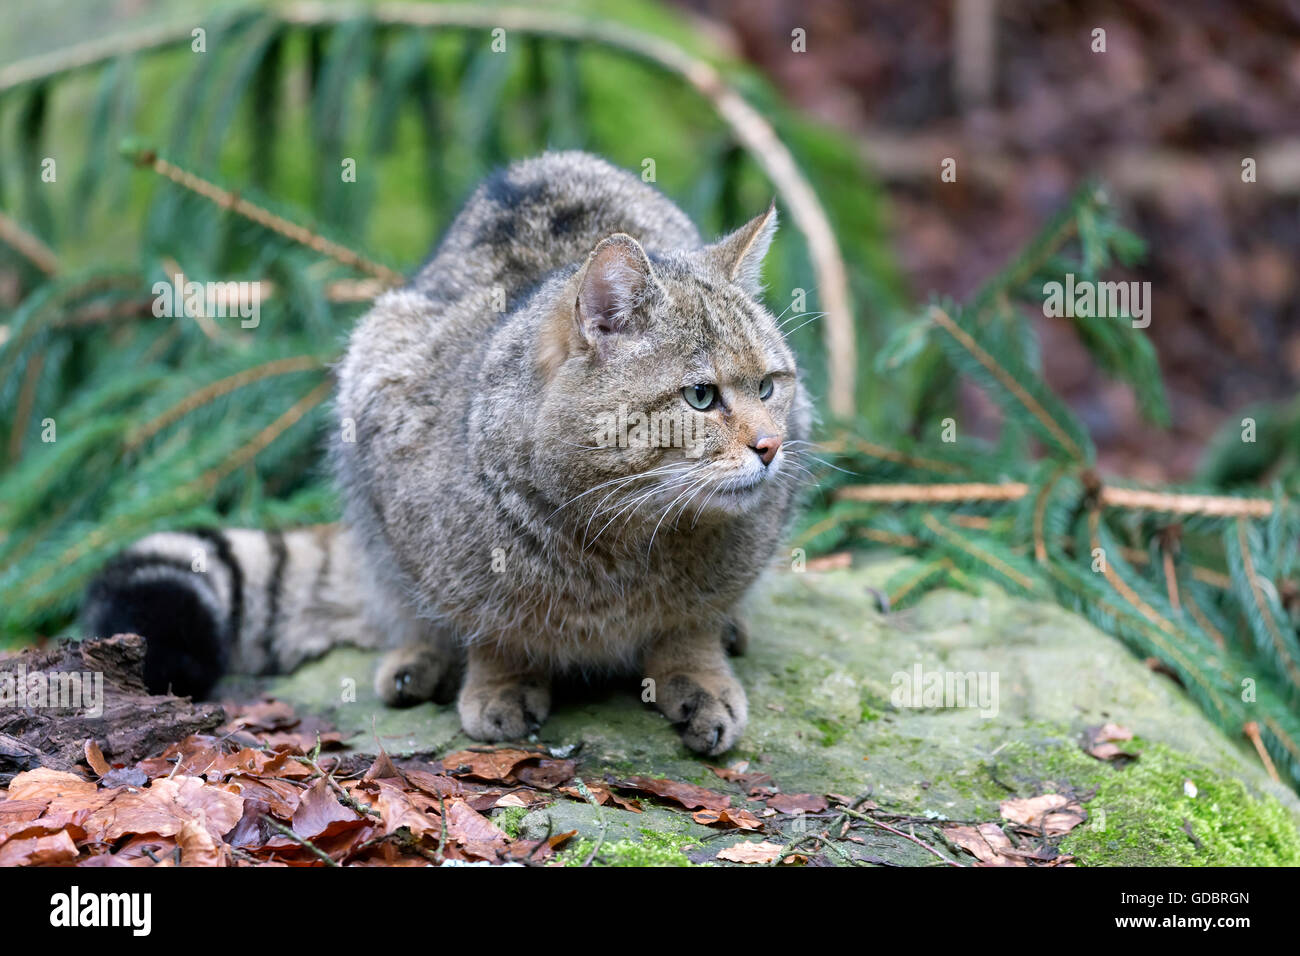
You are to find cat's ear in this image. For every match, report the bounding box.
[575,233,659,344]
[705,202,777,297]
[539,233,659,377]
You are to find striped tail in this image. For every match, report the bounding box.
[80,525,387,698]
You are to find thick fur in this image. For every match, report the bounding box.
[82,152,810,756]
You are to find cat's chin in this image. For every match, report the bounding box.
[693,477,771,518]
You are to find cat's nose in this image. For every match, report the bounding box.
[751,433,782,466]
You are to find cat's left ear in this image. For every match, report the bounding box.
[704,202,777,297]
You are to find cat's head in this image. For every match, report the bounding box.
[537,205,808,532]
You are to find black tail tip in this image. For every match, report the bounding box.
[81,557,227,699]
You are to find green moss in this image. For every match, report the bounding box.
[492,806,530,840]
[558,830,700,867]
[810,716,850,748]
[1062,744,1300,866]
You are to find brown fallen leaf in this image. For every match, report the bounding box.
[558,781,643,813]
[0,829,79,866]
[692,807,764,830]
[220,699,299,733]
[1084,723,1141,762]
[220,776,302,819]
[444,801,508,849]
[1000,794,1087,836]
[0,800,48,826]
[5,767,96,803]
[178,814,227,867]
[503,828,577,863]
[362,748,408,786]
[490,789,554,810]
[707,763,775,794]
[441,748,537,783]
[514,758,577,790]
[944,823,1025,866]
[375,783,442,840]
[84,775,243,844]
[401,768,469,799]
[84,740,111,777]
[223,798,285,850]
[766,793,829,814]
[716,839,784,864]
[291,779,365,840]
[614,775,730,811]
[259,730,344,752]
[439,749,575,789]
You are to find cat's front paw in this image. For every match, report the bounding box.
[658,671,748,756]
[458,678,551,741]
[375,643,458,707]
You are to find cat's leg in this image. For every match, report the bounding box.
[644,625,748,756]
[723,614,749,656]
[375,626,462,707]
[457,643,552,741]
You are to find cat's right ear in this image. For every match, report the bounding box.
[541,234,659,376]
[575,233,658,342]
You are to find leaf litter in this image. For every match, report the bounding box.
[1,698,1092,867]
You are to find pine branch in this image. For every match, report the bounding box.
[122,145,405,286]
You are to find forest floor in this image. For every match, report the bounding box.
[4,558,1298,866]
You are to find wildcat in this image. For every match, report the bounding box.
[81,152,811,755]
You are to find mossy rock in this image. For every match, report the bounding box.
[259,556,1300,866]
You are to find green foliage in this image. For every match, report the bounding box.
[796,185,1300,792]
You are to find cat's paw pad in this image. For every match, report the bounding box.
[458,681,551,741]
[375,646,451,707]
[659,672,748,756]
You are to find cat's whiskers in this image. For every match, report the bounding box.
[646,471,715,555]
[584,464,706,548]
[686,476,728,528]
[552,461,692,518]
[582,467,688,539]
[780,312,828,337]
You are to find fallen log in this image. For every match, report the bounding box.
[0,633,225,785]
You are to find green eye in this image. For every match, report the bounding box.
[759,374,774,400]
[683,384,716,410]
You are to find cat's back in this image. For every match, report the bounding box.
[413,151,701,304]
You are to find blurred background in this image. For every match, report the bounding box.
[679,0,1300,481]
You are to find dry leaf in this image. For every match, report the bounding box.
[999,794,1086,836]
[766,793,829,814]
[444,801,508,848]
[375,783,442,840]
[84,740,111,777]
[614,776,730,811]
[84,775,243,843]
[707,764,775,793]
[0,830,79,866]
[716,840,784,864]
[291,779,364,840]
[178,814,226,867]
[692,807,764,830]
[945,823,1025,866]
[1084,723,1140,762]
[5,767,96,803]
